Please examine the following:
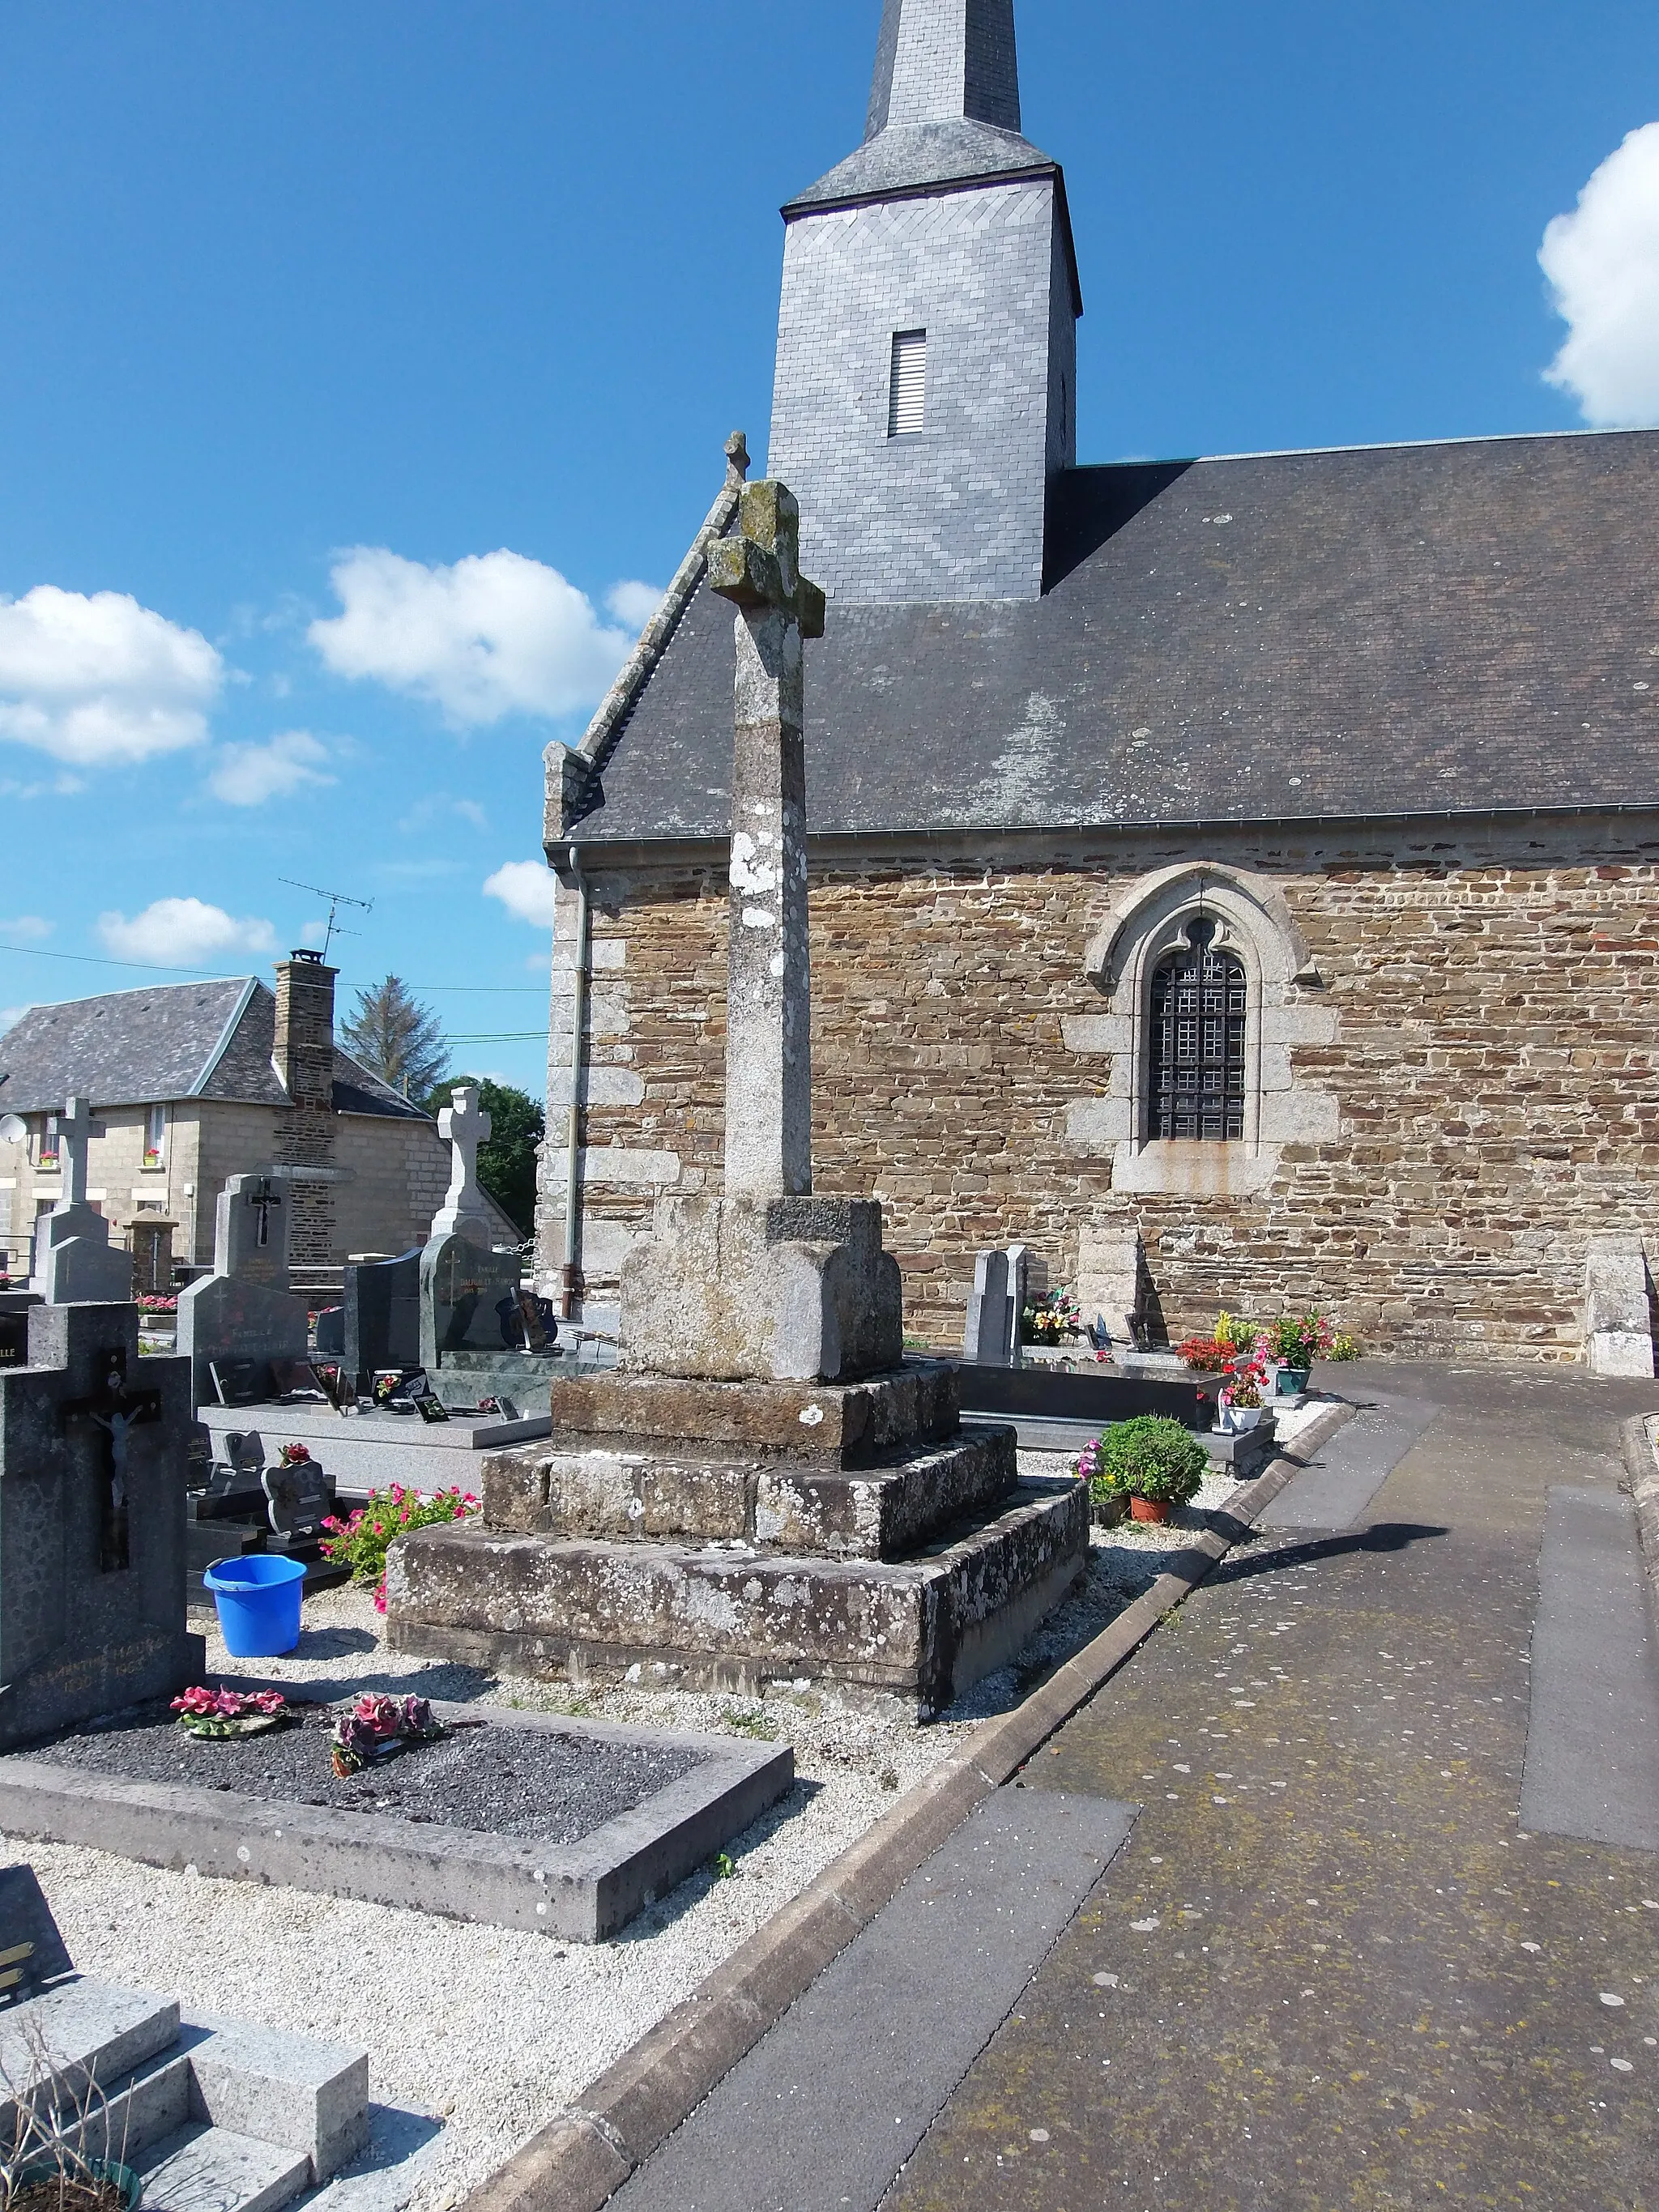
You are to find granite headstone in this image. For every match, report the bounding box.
[0,1303,202,1753]
[176,1174,310,1412]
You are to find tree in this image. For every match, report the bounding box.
[426,1076,545,1236]
[342,977,450,1101]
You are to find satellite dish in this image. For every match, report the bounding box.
[0,1115,26,1144]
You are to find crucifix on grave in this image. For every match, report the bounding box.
[60,1345,164,1573]
[706,479,826,1200]
[245,1177,283,1249]
[430,1084,493,1238]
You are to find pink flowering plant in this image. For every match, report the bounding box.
[330,1691,443,1778]
[320,1483,481,1615]
[172,1686,292,1739]
[136,1294,178,1315]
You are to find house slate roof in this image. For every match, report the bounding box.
[0,978,432,1122]
[562,429,1659,848]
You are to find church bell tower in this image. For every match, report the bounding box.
[767,0,1081,606]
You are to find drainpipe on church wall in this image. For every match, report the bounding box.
[560,847,590,1319]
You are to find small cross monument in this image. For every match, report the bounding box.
[431,1084,493,1239]
[708,478,826,1200]
[23,1097,132,1305]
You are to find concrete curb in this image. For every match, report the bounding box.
[460,1396,1354,2212]
[1621,1413,1659,1643]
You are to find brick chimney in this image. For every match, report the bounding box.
[271,949,339,1271]
[273,949,337,1107]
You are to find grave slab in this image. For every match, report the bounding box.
[197,1403,552,1502]
[0,1703,793,1942]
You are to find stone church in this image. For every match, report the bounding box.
[535,0,1659,1366]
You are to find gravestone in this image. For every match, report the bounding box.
[4,1100,134,1306]
[0,1302,202,1753]
[344,1247,422,1391]
[430,1085,494,1240]
[962,1250,1014,1366]
[415,1097,561,1400]
[130,1217,176,1300]
[261,1452,334,1542]
[176,1174,310,1411]
[0,1865,75,2006]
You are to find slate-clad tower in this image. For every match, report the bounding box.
[768,0,1081,605]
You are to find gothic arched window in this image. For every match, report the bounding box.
[1148,919,1247,1141]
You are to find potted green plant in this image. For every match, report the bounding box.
[1080,1415,1208,1526]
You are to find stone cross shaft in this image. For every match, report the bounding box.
[433,1084,493,1237]
[54,1097,104,1210]
[708,478,826,1202]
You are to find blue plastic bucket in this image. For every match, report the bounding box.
[203,1554,308,1657]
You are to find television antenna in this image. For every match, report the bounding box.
[279,879,375,963]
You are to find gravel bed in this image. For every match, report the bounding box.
[4,1404,1329,2212]
[28,1708,703,1845]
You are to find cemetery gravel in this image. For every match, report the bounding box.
[4,1426,1318,2210]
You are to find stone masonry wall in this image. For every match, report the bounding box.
[551,817,1659,1363]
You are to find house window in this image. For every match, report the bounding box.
[37,1116,59,1170]
[144,1103,166,1170]
[1148,919,1247,1141]
[888,330,928,437]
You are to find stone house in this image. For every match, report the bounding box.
[0,952,517,1294]
[535,0,1659,1366]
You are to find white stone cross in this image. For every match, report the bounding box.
[54,1097,104,1210]
[431,1084,493,1239]
[707,475,826,1201]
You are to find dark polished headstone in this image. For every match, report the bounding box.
[0,1305,203,1753]
[345,1249,421,1392]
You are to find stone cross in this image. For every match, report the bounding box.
[54,1097,104,1210]
[431,1084,493,1238]
[707,475,826,1200]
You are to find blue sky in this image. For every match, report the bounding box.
[2,0,1657,1095]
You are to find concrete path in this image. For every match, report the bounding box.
[880,1362,1659,2211]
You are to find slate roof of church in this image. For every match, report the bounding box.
[564,428,1659,846]
[0,978,431,1120]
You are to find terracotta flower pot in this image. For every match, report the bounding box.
[1129,1495,1174,1524]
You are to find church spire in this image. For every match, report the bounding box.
[866,0,1022,140]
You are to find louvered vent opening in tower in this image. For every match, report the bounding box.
[888,330,928,437]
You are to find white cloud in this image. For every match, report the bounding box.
[484,860,558,930]
[0,586,222,766]
[606,580,665,630]
[1542,122,1659,426]
[309,548,633,729]
[208,729,335,807]
[96,897,278,966]
[397,793,488,834]
[0,916,52,941]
